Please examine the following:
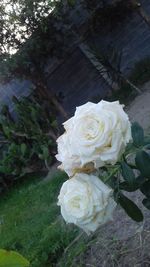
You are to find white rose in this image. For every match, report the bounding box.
[56,132,81,176]
[56,100,131,175]
[57,173,116,234]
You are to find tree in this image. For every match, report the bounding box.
[1,0,109,119]
[0,0,66,57]
[0,0,78,119]
[1,0,146,118]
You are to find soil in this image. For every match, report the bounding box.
[71,82,150,267]
[127,81,150,133]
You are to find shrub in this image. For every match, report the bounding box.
[0,93,58,193]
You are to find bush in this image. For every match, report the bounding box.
[0,93,58,193]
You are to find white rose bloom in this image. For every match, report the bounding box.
[56,132,81,176]
[58,173,116,234]
[56,100,131,175]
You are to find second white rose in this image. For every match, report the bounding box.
[57,173,116,234]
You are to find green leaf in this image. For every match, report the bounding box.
[2,125,11,139]
[131,122,144,146]
[143,137,150,145]
[136,175,146,185]
[119,181,139,192]
[20,143,27,156]
[144,144,150,150]
[107,176,118,189]
[121,162,136,184]
[67,0,76,6]
[50,120,58,129]
[41,146,49,160]
[140,180,150,197]
[135,150,150,178]
[142,198,150,210]
[117,193,143,222]
[0,165,12,174]
[0,249,29,267]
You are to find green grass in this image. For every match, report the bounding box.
[58,239,87,267]
[0,171,80,267]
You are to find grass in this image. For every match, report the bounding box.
[0,171,80,267]
[58,238,87,267]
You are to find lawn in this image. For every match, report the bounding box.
[0,171,80,267]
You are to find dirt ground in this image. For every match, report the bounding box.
[127,81,150,133]
[71,82,150,267]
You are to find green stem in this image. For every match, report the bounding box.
[104,166,120,183]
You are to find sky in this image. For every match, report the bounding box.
[1,0,57,54]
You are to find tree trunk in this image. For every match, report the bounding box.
[35,80,69,120]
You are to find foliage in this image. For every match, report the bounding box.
[101,122,150,222]
[58,239,87,267]
[0,171,80,267]
[31,220,79,267]
[0,0,103,57]
[0,0,76,81]
[0,93,58,193]
[0,0,59,54]
[102,54,150,105]
[130,57,150,86]
[88,0,134,36]
[0,249,29,267]
[0,0,106,82]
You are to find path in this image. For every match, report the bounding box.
[127,81,150,132]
